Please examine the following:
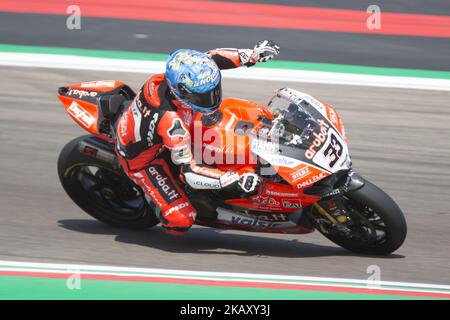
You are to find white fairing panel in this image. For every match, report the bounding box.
[267,88,351,173]
[311,127,350,173]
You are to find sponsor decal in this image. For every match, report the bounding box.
[279,88,305,106]
[80,80,116,88]
[305,118,330,160]
[216,208,295,228]
[184,173,221,189]
[147,113,159,146]
[290,166,311,182]
[322,189,342,198]
[328,107,338,124]
[231,216,281,228]
[67,101,96,128]
[250,138,279,154]
[119,113,128,138]
[149,190,163,207]
[194,69,219,87]
[135,95,152,118]
[193,179,220,189]
[131,174,163,207]
[67,89,98,99]
[296,172,328,189]
[279,88,326,114]
[147,166,181,203]
[191,166,222,179]
[323,133,343,168]
[265,154,299,168]
[141,107,152,118]
[282,200,302,209]
[259,196,281,207]
[164,202,190,216]
[219,171,240,187]
[266,190,298,197]
[255,213,289,222]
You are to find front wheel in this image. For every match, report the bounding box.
[313,179,407,255]
[57,135,160,229]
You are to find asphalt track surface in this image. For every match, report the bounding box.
[1,66,449,285]
[1,13,450,71]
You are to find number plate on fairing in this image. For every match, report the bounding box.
[311,128,349,172]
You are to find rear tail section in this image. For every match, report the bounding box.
[57,80,136,137]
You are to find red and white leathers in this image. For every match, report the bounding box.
[115,48,263,234]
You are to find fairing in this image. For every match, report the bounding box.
[57,80,135,136]
[251,88,351,190]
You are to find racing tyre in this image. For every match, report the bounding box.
[316,179,407,255]
[57,135,160,229]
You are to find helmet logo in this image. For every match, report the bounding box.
[195,69,219,87]
[180,69,219,89]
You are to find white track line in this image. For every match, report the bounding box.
[1,52,450,91]
[0,260,449,294]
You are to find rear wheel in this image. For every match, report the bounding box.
[57,136,160,229]
[313,180,407,255]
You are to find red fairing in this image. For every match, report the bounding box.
[58,95,100,135]
[58,80,128,137]
[67,80,125,92]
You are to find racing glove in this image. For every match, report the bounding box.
[218,172,261,195]
[239,40,281,67]
[237,173,261,194]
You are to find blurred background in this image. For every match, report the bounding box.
[0,0,449,290]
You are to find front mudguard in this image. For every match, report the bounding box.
[308,169,365,200]
[344,171,365,193]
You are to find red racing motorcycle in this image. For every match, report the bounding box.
[57,80,407,255]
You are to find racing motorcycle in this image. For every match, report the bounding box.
[57,80,407,255]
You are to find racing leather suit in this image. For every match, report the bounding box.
[115,48,263,234]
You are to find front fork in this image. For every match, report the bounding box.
[311,171,365,233]
[313,200,351,234]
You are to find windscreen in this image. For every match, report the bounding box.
[262,94,320,150]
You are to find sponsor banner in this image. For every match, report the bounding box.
[147,165,181,203]
[266,190,299,198]
[184,173,221,190]
[296,172,329,189]
[290,165,311,182]
[216,208,296,228]
[67,88,98,99]
[80,80,116,88]
[282,200,302,209]
[67,101,96,128]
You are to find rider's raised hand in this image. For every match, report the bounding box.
[239,40,280,67]
[252,40,280,62]
[238,173,261,194]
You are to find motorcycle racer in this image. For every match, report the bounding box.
[115,40,280,235]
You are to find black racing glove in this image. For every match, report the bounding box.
[237,173,261,194]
